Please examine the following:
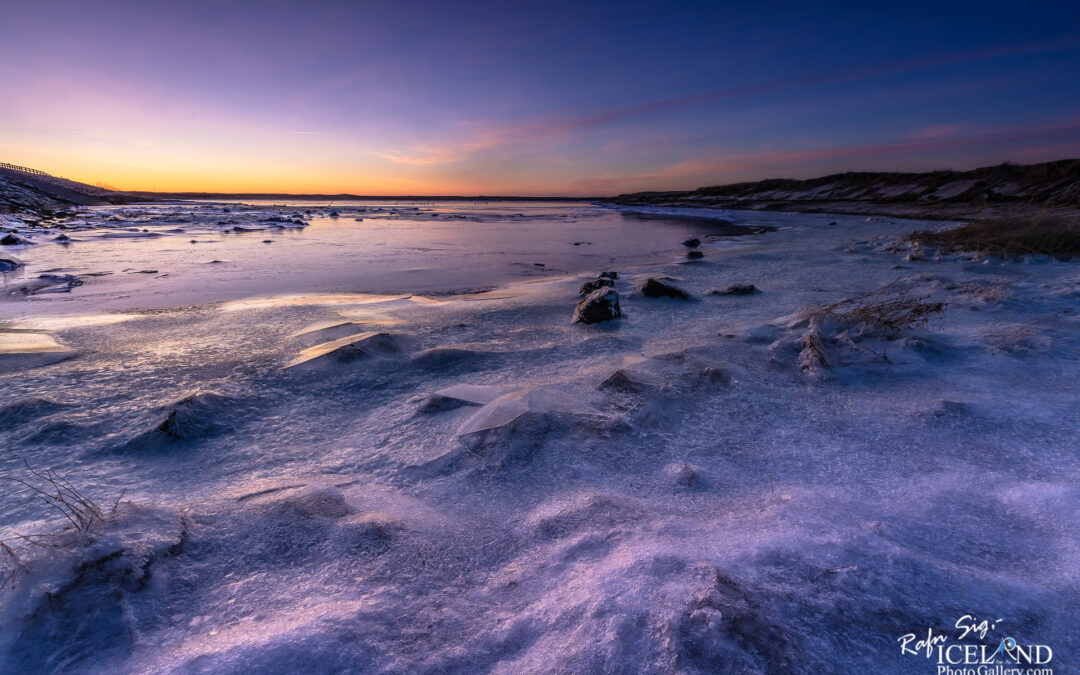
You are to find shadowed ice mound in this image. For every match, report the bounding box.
[447,386,625,467]
[286,332,414,369]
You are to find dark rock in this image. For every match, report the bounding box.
[329,210,340,218]
[709,283,757,296]
[416,384,518,414]
[261,216,306,226]
[686,250,704,260]
[18,274,82,295]
[573,288,622,324]
[828,221,838,226]
[598,368,656,393]
[157,391,233,441]
[641,278,691,300]
[0,257,23,272]
[1,234,28,245]
[579,277,615,296]
[54,234,71,242]
[599,271,618,280]
[665,462,698,487]
[682,238,701,248]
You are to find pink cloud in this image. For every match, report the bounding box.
[373,33,1080,167]
[568,116,1080,193]
[907,124,966,140]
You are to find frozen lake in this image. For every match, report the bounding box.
[1,201,1077,673]
[0,200,776,318]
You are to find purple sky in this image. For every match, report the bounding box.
[2,0,1079,195]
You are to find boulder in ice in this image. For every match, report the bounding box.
[573,288,622,324]
[664,461,699,487]
[641,277,691,300]
[708,283,757,295]
[9,274,82,295]
[1,233,30,246]
[156,391,235,441]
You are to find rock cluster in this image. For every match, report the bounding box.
[2,233,29,245]
[574,288,622,324]
[573,272,623,324]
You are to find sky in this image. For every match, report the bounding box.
[2,0,1080,196]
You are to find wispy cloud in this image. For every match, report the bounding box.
[372,34,1080,167]
[569,116,1080,193]
[370,124,540,165]
[907,123,966,140]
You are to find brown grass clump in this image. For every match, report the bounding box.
[910,214,1080,258]
[983,313,1057,352]
[790,281,946,369]
[1,460,122,590]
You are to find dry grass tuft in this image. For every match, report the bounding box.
[956,280,1013,302]
[984,314,1057,352]
[0,460,122,590]
[910,214,1080,258]
[793,281,946,369]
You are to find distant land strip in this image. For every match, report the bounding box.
[609,159,1080,221]
[4,159,1080,222]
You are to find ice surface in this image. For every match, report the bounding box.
[1,202,1078,673]
[287,320,368,347]
[0,332,78,372]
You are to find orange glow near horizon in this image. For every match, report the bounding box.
[4,3,1080,198]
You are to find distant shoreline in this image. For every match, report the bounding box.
[128,192,599,202]
[607,159,1080,223]
[5,158,1079,224]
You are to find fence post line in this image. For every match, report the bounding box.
[0,162,54,177]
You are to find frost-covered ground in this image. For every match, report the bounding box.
[1,201,1078,673]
